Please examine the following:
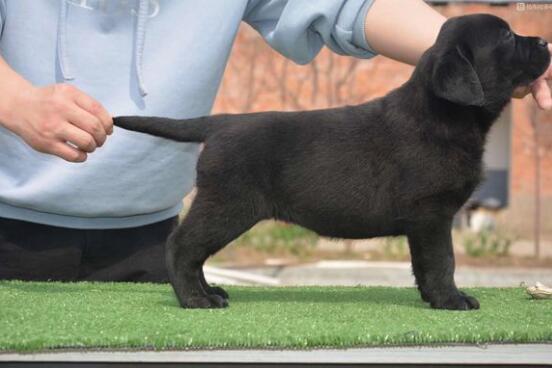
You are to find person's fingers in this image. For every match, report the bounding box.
[57,123,98,153]
[544,44,552,79]
[532,78,552,110]
[49,141,88,163]
[64,105,107,147]
[73,91,113,135]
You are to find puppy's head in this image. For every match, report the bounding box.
[427,14,550,108]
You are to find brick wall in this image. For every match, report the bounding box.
[213,3,552,237]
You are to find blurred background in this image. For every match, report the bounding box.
[193,1,552,287]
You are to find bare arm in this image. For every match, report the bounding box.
[364,0,551,110]
[364,0,446,66]
[0,55,113,162]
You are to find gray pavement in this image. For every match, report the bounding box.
[220,260,552,287]
[2,344,551,364]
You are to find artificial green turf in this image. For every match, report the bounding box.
[0,281,551,352]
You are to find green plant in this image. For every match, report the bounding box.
[462,230,513,258]
[232,221,318,255]
[381,236,409,259]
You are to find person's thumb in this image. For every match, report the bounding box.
[532,78,552,110]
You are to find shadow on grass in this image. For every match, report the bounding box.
[0,280,170,295]
[1,280,431,310]
[238,287,427,308]
[158,287,429,310]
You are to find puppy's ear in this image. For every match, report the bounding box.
[432,45,485,106]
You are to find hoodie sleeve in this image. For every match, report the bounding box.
[0,0,6,38]
[243,0,377,65]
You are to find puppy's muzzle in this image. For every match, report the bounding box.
[513,35,550,85]
[531,37,550,78]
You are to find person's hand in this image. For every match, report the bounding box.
[1,83,113,162]
[513,44,552,110]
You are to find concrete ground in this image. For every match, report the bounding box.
[2,344,551,365]
[277,261,552,287]
[207,261,552,287]
[509,239,552,258]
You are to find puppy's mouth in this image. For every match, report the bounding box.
[527,50,550,81]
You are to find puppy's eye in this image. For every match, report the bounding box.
[502,29,514,40]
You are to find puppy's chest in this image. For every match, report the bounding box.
[401,145,483,204]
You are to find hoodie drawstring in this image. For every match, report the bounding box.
[57,0,74,80]
[56,0,149,97]
[135,0,149,97]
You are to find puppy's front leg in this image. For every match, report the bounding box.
[407,219,480,310]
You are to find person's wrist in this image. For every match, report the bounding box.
[0,79,35,132]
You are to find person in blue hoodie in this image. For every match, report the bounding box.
[0,0,550,282]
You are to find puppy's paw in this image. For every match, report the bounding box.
[418,287,431,303]
[430,291,480,311]
[183,295,229,309]
[207,285,229,300]
[420,292,431,303]
[459,291,480,309]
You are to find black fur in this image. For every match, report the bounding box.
[114,14,550,310]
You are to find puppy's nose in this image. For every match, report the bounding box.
[538,38,548,48]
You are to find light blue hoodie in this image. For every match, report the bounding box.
[0,0,376,229]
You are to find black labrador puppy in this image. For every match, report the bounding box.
[115,14,550,310]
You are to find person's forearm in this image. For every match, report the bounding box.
[364,0,446,65]
[0,55,34,129]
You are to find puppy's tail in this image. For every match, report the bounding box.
[114,115,225,142]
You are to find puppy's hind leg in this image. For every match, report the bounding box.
[166,191,258,309]
[406,219,480,311]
